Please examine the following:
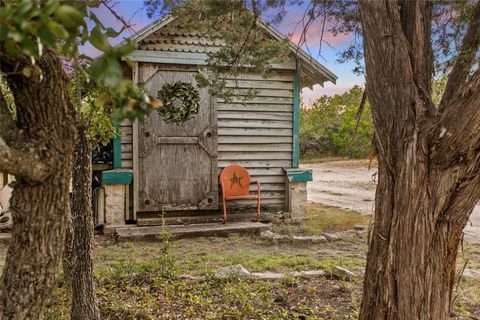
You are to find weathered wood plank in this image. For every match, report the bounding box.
[218,143,292,152]
[218,103,292,112]
[224,79,293,90]
[157,137,199,144]
[224,72,293,82]
[122,127,133,135]
[121,135,133,143]
[121,119,133,126]
[225,199,285,207]
[115,222,270,241]
[122,160,133,168]
[253,183,286,191]
[217,167,284,176]
[218,160,291,168]
[218,151,292,160]
[137,212,277,226]
[121,144,132,153]
[218,96,293,104]
[218,136,292,144]
[218,128,292,136]
[218,119,293,129]
[226,88,293,98]
[247,176,286,183]
[121,153,133,160]
[218,111,292,121]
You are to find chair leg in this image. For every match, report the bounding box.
[256,197,260,222]
[223,198,227,224]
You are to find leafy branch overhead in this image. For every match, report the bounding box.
[145,0,291,99]
[0,0,160,122]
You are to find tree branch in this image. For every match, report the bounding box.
[0,136,51,182]
[359,0,423,165]
[430,68,480,168]
[399,0,434,95]
[439,1,480,111]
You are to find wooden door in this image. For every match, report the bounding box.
[137,65,218,212]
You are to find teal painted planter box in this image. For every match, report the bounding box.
[283,167,313,183]
[101,169,133,185]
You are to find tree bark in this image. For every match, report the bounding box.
[358,1,480,319]
[0,51,76,319]
[66,125,100,320]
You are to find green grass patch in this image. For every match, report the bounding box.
[302,203,372,235]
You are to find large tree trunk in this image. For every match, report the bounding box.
[0,51,76,319]
[67,125,100,320]
[358,1,480,319]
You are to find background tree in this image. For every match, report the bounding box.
[300,85,373,159]
[62,65,122,320]
[0,1,155,318]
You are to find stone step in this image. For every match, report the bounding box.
[114,222,271,241]
[137,212,276,226]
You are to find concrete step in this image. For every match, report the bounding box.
[137,212,276,226]
[114,222,270,241]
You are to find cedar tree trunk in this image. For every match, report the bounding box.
[358,1,480,319]
[0,50,76,319]
[67,125,100,320]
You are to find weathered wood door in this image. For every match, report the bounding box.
[137,64,218,212]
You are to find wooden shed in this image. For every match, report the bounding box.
[98,16,337,228]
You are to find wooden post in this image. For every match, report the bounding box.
[292,60,300,168]
[132,62,139,221]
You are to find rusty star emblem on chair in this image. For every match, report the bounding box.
[229,172,244,188]
[219,165,261,224]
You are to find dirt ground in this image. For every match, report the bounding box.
[303,160,480,244]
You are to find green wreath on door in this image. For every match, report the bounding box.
[157,81,200,124]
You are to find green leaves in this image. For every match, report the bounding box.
[1,0,159,128]
[55,5,84,30]
[90,25,111,52]
[300,86,374,159]
[0,0,85,58]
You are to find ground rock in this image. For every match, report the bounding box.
[333,266,356,281]
[260,230,288,240]
[291,270,325,278]
[216,264,251,278]
[292,235,327,243]
[462,269,480,279]
[323,233,340,242]
[251,271,285,280]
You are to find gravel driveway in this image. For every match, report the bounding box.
[303,160,480,244]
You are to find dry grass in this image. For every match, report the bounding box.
[0,204,479,319]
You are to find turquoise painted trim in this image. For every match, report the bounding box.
[283,167,313,183]
[101,169,133,185]
[292,62,300,168]
[113,124,121,169]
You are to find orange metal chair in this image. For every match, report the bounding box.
[219,165,260,224]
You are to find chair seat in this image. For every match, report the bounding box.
[225,194,259,200]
